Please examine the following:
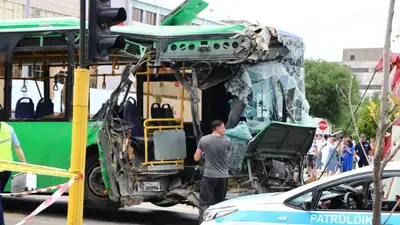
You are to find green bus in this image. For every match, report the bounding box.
[0,0,316,210]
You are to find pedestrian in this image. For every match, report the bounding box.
[355,134,372,168]
[370,137,376,159]
[306,136,317,177]
[0,122,27,225]
[321,134,330,169]
[342,140,354,172]
[383,132,391,160]
[326,137,338,175]
[193,120,231,225]
[315,134,324,171]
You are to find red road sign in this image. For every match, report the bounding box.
[318,120,328,131]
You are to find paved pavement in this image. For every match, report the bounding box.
[3,196,198,225]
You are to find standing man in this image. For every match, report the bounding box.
[0,122,27,225]
[193,120,231,225]
[355,134,371,168]
[306,136,317,177]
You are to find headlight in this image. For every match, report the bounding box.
[203,206,238,222]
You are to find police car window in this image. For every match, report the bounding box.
[286,191,313,208]
[370,176,400,213]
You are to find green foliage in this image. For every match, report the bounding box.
[357,94,380,139]
[304,59,360,126]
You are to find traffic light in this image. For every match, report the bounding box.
[88,0,127,61]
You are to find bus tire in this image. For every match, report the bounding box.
[84,152,120,210]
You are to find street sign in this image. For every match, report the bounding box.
[318,120,328,131]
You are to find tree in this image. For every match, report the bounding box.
[304,59,360,126]
[372,1,397,224]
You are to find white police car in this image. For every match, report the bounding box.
[202,162,400,225]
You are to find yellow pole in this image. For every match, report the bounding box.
[67,68,90,225]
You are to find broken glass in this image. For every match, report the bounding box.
[224,25,311,171]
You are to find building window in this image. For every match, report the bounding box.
[350,55,355,61]
[145,11,156,25]
[159,14,166,24]
[132,7,143,22]
[351,68,370,73]
[360,85,381,90]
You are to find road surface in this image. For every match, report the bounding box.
[2,196,198,225]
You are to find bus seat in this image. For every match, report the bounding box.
[15,97,35,119]
[123,97,144,137]
[35,98,54,118]
[153,129,187,161]
[124,98,154,158]
[150,103,165,126]
[162,103,178,126]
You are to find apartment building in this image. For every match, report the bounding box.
[0,0,78,19]
[341,48,388,97]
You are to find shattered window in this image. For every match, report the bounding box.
[223,25,312,173]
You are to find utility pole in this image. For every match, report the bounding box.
[66,0,90,224]
[24,0,31,18]
[66,0,126,224]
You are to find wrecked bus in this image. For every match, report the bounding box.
[0,5,315,210]
[93,22,316,208]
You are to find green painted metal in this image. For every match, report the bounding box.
[0,17,245,37]
[96,137,113,198]
[4,121,100,192]
[0,17,80,29]
[112,24,245,37]
[160,0,209,26]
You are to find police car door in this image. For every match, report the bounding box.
[306,173,400,225]
[285,173,400,225]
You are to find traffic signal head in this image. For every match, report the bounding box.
[88,0,127,61]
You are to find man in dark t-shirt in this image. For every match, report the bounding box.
[194,120,231,225]
[355,134,371,168]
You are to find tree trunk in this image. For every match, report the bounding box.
[372,1,395,224]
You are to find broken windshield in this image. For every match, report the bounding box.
[226,25,310,134]
[224,25,311,173]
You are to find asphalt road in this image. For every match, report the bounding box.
[2,196,199,225]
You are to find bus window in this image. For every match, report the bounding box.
[143,81,202,122]
[89,65,136,120]
[8,63,71,120]
[10,65,45,120]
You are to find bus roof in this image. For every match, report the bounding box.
[0,17,246,36]
[0,17,304,46]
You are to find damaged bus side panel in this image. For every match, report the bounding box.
[94,24,316,209]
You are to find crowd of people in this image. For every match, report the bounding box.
[305,132,392,178]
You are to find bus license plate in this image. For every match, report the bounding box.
[140,182,161,191]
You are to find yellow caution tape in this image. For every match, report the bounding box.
[0,160,77,178]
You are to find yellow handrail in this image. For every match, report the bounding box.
[140,64,186,168]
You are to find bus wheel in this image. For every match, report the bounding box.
[84,153,120,210]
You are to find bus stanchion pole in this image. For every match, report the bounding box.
[67,0,88,224]
[66,69,90,225]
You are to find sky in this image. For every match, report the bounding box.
[154,0,400,62]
